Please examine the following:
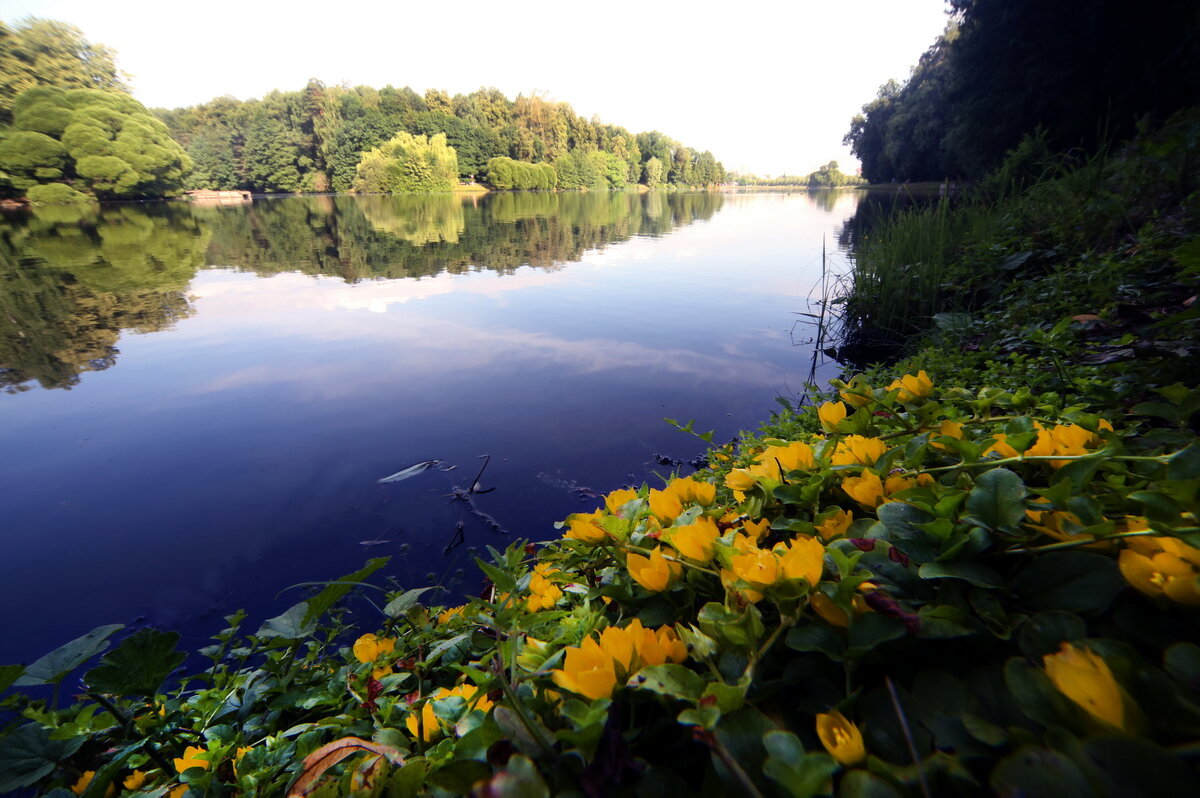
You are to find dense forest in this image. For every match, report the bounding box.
[153,81,727,194]
[0,17,727,200]
[845,0,1200,182]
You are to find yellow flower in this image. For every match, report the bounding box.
[438,605,466,625]
[751,440,816,481]
[168,785,188,798]
[775,536,824,587]
[631,623,688,667]
[831,436,888,467]
[1042,643,1126,729]
[173,746,209,773]
[551,637,619,700]
[352,633,396,664]
[930,419,964,450]
[725,468,758,499]
[527,563,563,611]
[406,699,439,743]
[816,710,866,765]
[72,771,115,797]
[1119,535,1200,605]
[983,432,1021,458]
[740,517,771,541]
[665,476,717,507]
[842,469,885,508]
[669,516,720,562]
[884,473,917,495]
[817,401,848,432]
[810,592,850,627]
[648,487,683,524]
[730,548,780,593]
[838,375,874,408]
[597,624,638,676]
[627,547,682,592]
[565,510,608,543]
[123,770,148,791]
[887,370,933,403]
[815,508,853,541]
[604,488,640,516]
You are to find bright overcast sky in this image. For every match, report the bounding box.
[5,0,950,176]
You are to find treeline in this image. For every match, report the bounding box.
[0,17,728,200]
[732,161,866,188]
[845,0,1200,183]
[154,81,727,193]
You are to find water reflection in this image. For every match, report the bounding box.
[0,205,207,392]
[1,192,724,392]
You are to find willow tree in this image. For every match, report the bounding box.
[352,131,458,193]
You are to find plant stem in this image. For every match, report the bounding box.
[490,656,556,759]
[623,545,721,577]
[1006,529,1195,554]
[885,677,931,798]
[706,730,766,798]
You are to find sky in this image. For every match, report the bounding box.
[4,0,950,176]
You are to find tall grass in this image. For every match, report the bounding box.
[837,194,1003,358]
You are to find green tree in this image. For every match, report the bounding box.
[643,156,664,189]
[0,18,129,125]
[353,131,458,193]
[0,86,189,199]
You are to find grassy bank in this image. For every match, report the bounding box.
[2,114,1199,797]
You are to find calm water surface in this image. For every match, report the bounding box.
[0,190,861,666]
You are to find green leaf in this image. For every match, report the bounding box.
[256,601,317,640]
[918,561,1003,588]
[426,632,471,663]
[0,724,86,793]
[0,665,24,693]
[836,769,904,798]
[762,730,838,798]
[1128,490,1184,525]
[384,587,436,618]
[1083,736,1197,795]
[702,681,747,714]
[916,605,978,638]
[476,559,517,594]
[14,624,123,686]
[1050,456,1101,489]
[301,557,389,626]
[875,502,940,562]
[1164,642,1200,687]
[1168,440,1200,480]
[479,754,549,798]
[847,614,906,652]
[785,624,846,661]
[989,747,1093,798]
[963,468,1026,530]
[630,664,704,701]
[1017,612,1086,660]
[84,628,185,697]
[1012,552,1122,615]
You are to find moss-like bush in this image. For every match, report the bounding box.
[26,182,95,205]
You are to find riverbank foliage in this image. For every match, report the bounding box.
[4,118,1199,794]
[845,0,1200,182]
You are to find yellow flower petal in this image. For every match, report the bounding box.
[816,710,865,765]
[1043,643,1125,730]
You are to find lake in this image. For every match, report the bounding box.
[0,189,863,667]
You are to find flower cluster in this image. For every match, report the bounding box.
[550,619,687,700]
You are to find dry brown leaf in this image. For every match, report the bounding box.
[287,736,404,797]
